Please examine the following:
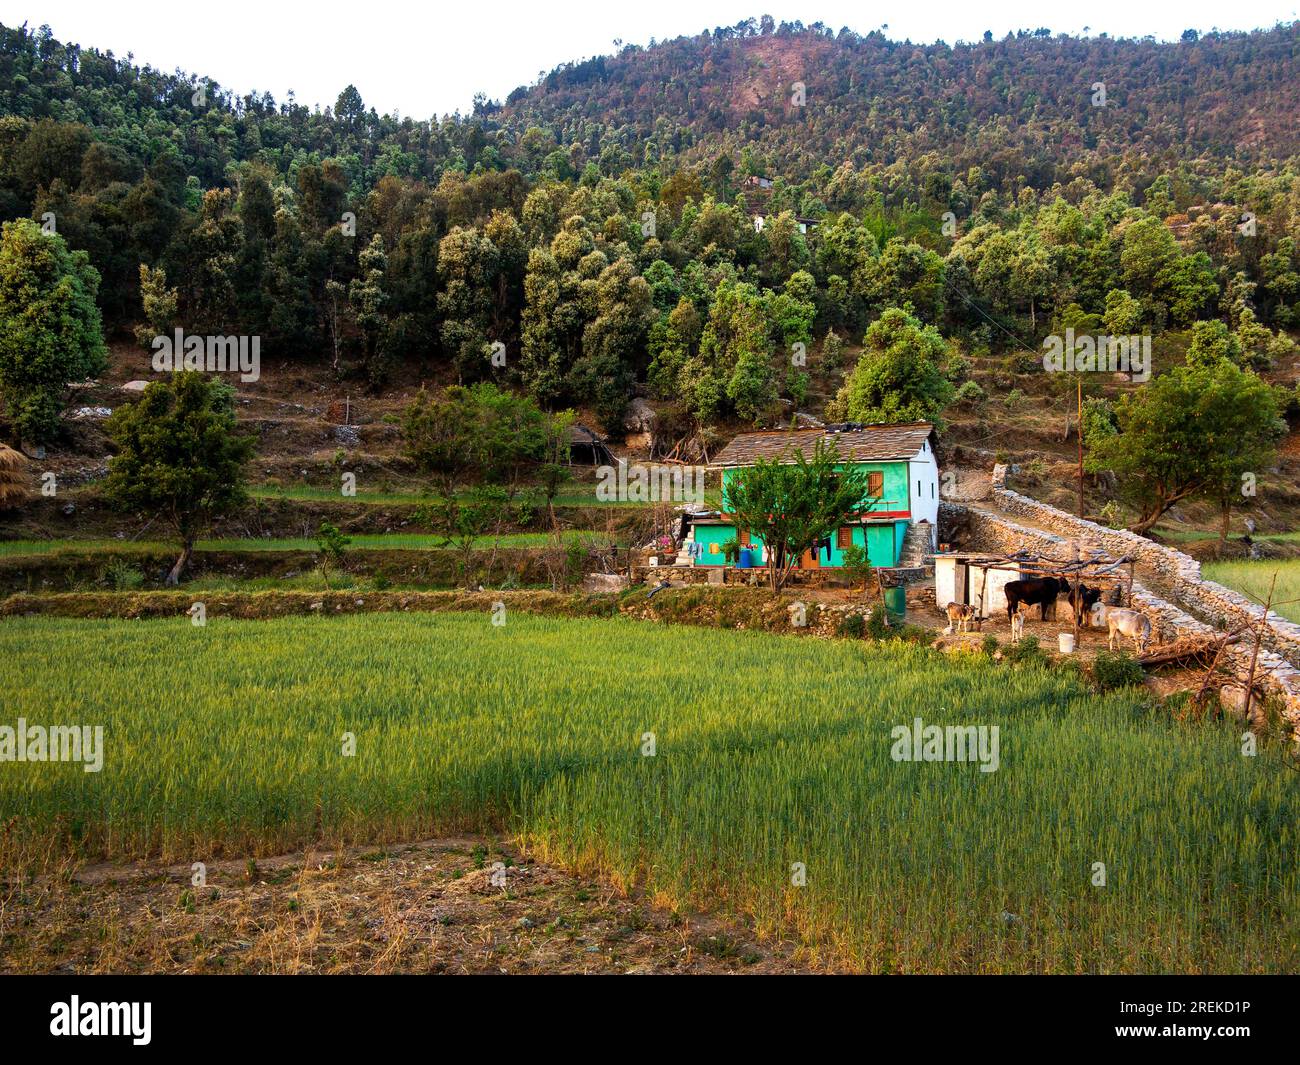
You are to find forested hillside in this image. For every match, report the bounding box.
[1,18,1298,447]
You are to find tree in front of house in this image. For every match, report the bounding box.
[0,218,108,444]
[1085,359,1283,538]
[827,307,954,428]
[724,440,868,593]
[842,542,875,596]
[104,372,255,584]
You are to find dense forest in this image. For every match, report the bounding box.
[1,18,1298,441]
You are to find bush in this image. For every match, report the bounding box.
[945,353,971,383]
[842,543,875,592]
[1092,650,1147,691]
[981,633,1000,657]
[837,613,866,639]
[954,379,986,406]
[563,538,589,590]
[865,605,892,640]
[1005,635,1048,668]
[103,561,144,591]
[897,623,936,647]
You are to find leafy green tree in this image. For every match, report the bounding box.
[1086,360,1283,537]
[724,440,868,592]
[315,521,351,588]
[1160,251,1217,326]
[1185,319,1242,368]
[821,328,845,374]
[349,233,390,387]
[402,383,558,487]
[642,259,682,312]
[829,307,954,428]
[575,258,653,430]
[438,225,500,383]
[690,280,773,424]
[134,264,179,348]
[0,219,108,444]
[647,297,702,398]
[842,542,875,594]
[1119,216,1179,301]
[1102,288,1143,335]
[104,373,255,584]
[519,247,568,405]
[860,238,945,323]
[766,274,817,350]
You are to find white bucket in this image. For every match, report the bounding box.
[1058,633,1076,654]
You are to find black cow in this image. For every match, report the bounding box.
[1068,583,1102,625]
[1005,576,1071,622]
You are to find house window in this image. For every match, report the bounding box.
[931,481,935,498]
[837,527,854,550]
[917,480,922,497]
[738,530,751,546]
[867,471,883,498]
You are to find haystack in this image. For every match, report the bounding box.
[0,443,28,509]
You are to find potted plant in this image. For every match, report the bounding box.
[655,534,675,564]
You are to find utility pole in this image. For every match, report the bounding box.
[1076,376,1084,518]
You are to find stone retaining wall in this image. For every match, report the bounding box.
[953,468,1300,729]
[988,465,1300,670]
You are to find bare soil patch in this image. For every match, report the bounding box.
[0,836,810,975]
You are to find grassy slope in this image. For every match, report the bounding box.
[2,611,1294,973]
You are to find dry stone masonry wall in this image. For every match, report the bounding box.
[940,468,1300,729]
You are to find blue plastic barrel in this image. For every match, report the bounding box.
[736,547,753,569]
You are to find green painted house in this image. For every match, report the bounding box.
[690,422,939,571]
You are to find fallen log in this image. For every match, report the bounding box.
[1137,634,1240,669]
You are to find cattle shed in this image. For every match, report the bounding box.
[933,549,1135,618]
[567,423,615,466]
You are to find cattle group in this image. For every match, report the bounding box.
[945,572,1153,653]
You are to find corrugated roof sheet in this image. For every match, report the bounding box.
[711,423,935,467]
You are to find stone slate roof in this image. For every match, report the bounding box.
[567,423,606,445]
[711,423,935,468]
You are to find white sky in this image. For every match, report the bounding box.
[6,1,1299,118]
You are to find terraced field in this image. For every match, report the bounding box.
[2,611,1295,973]
[1204,559,1300,624]
[0,530,614,557]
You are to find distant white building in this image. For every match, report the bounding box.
[751,213,820,235]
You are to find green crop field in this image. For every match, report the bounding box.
[1,612,1295,973]
[1203,559,1300,624]
[0,530,615,558]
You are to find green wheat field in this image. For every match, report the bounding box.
[1203,559,1300,625]
[1,611,1296,973]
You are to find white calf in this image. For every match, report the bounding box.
[1106,608,1152,654]
[1010,605,1026,642]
